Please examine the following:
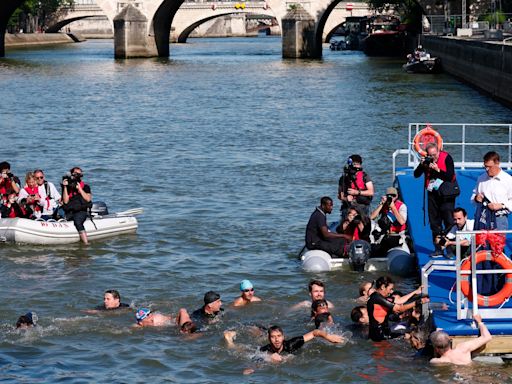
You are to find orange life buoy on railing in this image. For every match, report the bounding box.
[412,124,443,158]
[460,250,512,307]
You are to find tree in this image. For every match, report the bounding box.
[366,0,425,33]
[7,0,74,33]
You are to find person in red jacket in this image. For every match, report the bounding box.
[414,143,456,257]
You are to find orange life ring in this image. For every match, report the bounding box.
[460,250,512,307]
[412,125,443,157]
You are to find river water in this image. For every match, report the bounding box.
[1,37,512,383]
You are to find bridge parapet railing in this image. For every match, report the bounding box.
[392,123,512,179]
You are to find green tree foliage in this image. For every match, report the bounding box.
[366,0,425,33]
[8,0,74,32]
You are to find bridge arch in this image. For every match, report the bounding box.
[175,7,277,43]
[0,0,25,56]
[46,16,95,33]
[324,21,344,43]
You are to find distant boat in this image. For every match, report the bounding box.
[403,48,442,73]
[362,16,406,57]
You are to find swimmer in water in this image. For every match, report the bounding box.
[85,289,130,313]
[430,313,492,365]
[16,312,37,329]
[191,291,223,326]
[233,280,262,307]
[311,299,334,327]
[175,308,198,334]
[290,280,335,312]
[356,281,375,303]
[224,325,344,370]
[134,308,173,327]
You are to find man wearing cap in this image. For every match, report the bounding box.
[135,308,172,327]
[233,280,262,307]
[370,187,408,254]
[192,291,224,326]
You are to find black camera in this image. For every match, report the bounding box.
[423,156,434,166]
[352,214,362,225]
[438,236,447,247]
[62,173,81,189]
[386,194,393,204]
[7,172,13,179]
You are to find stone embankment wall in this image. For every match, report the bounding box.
[422,35,512,106]
[5,33,84,48]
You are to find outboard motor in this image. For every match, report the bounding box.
[90,201,109,217]
[348,240,371,272]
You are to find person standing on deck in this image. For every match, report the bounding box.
[414,143,456,257]
[471,151,512,295]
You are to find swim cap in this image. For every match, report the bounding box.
[135,308,151,322]
[203,291,220,305]
[240,280,253,291]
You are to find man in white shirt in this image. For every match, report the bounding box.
[472,151,512,231]
[438,207,474,259]
[34,169,61,220]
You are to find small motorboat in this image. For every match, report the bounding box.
[0,203,142,245]
[300,222,416,276]
[403,47,442,74]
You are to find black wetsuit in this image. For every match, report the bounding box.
[191,306,223,329]
[367,292,400,342]
[94,303,130,311]
[260,336,305,355]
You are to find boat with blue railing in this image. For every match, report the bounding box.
[394,123,512,357]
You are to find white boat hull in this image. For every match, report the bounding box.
[0,215,138,245]
[301,243,416,276]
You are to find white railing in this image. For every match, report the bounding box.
[392,123,512,179]
[422,230,512,321]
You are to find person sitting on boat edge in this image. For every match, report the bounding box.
[0,161,20,196]
[413,143,456,258]
[430,313,492,365]
[61,167,92,245]
[233,280,262,307]
[338,154,374,218]
[435,207,474,259]
[33,169,61,220]
[191,291,224,327]
[305,196,351,258]
[17,172,42,219]
[367,276,429,342]
[290,279,335,312]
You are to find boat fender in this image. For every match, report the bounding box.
[348,240,371,272]
[302,249,332,272]
[460,250,512,307]
[413,125,443,158]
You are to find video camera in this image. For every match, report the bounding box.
[62,172,82,189]
[423,156,434,166]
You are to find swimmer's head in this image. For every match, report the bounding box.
[312,299,329,315]
[267,325,284,350]
[240,280,253,291]
[16,312,36,329]
[135,308,151,323]
[314,312,332,329]
[308,280,325,300]
[430,330,451,355]
[351,306,369,324]
[104,289,121,309]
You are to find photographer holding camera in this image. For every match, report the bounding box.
[17,172,42,218]
[341,206,371,243]
[435,207,474,259]
[0,161,20,196]
[62,167,92,245]
[370,187,407,254]
[414,143,456,258]
[338,154,374,218]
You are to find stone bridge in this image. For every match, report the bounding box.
[1,0,371,58]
